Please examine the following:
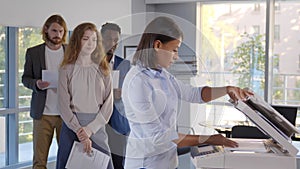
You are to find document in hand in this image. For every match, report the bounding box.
[112,70,120,89]
[66,141,110,169]
[42,70,58,89]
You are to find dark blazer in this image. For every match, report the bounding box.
[109,55,131,135]
[22,43,66,120]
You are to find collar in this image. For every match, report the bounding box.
[138,65,164,79]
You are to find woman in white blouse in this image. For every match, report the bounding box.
[56,22,113,169]
[122,16,253,169]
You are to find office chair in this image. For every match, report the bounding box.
[272,105,298,140]
[271,105,297,126]
[231,125,269,139]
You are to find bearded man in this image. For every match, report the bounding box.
[21,14,68,169]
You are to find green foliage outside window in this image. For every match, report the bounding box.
[0,27,6,108]
[18,27,43,143]
[19,111,33,144]
[272,74,284,102]
[18,27,43,108]
[293,80,300,105]
[231,32,265,94]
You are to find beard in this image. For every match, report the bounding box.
[46,34,62,45]
[106,49,114,56]
[106,51,113,62]
[104,44,116,56]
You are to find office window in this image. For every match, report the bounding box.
[0,26,6,168]
[18,27,42,163]
[254,3,260,11]
[18,27,42,108]
[228,4,232,14]
[275,2,281,11]
[299,55,300,69]
[17,27,59,163]
[197,1,266,126]
[0,26,6,108]
[0,115,5,168]
[272,1,300,106]
[274,25,280,41]
[253,25,260,35]
[273,54,279,71]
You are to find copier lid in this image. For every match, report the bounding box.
[231,92,300,156]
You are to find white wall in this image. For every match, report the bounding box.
[0,0,132,33]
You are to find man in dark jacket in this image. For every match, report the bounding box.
[101,22,131,169]
[21,14,67,169]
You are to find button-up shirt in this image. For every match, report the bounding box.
[122,64,204,168]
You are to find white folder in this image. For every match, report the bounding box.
[66,141,110,169]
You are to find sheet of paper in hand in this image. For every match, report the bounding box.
[66,141,110,169]
[42,70,58,89]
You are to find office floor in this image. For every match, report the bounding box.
[20,161,56,169]
[0,140,58,169]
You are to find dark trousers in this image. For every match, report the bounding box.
[55,123,77,169]
[106,125,128,169]
[111,153,125,169]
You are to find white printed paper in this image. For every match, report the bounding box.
[224,138,267,153]
[42,70,58,89]
[112,70,120,89]
[66,141,110,169]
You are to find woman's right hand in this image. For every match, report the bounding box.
[205,134,238,148]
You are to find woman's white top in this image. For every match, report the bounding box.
[122,65,204,168]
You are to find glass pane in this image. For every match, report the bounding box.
[18,27,42,163]
[0,26,6,108]
[18,112,58,163]
[0,115,6,168]
[272,1,300,106]
[272,1,300,129]
[18,27,43,107]
[18,111,32,163]
[0,25,6,167]
[17,27,59,163]
[198,1,266,126]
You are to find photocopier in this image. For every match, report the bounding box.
[191,92,300,169]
